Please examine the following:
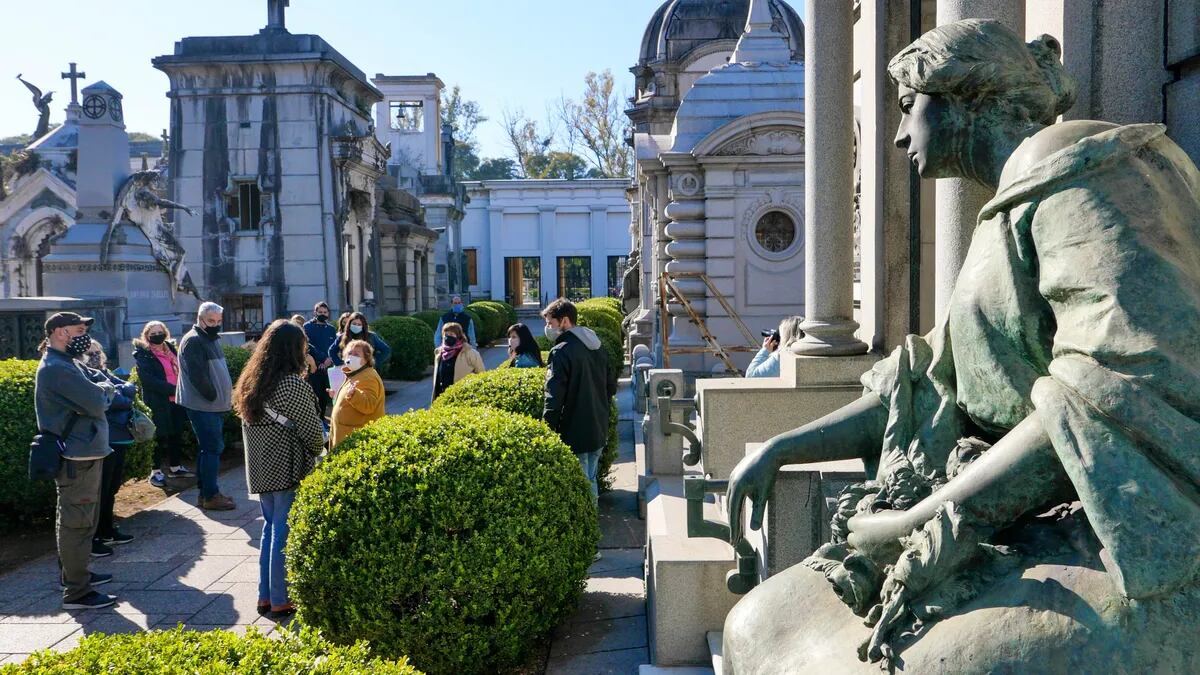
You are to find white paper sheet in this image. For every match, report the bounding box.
[328,366,347,394]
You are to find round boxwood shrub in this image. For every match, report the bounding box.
[477,300,517,328]
[432,367,544,418]
[222,344,251,384]
[466,301,503,345]
[287,407,598,675]
[463,307,485,345]
[576,303,623,339]
[0,625,421,674]
[434,367,619,490]
[410,310,441,332]
[372,316,434,380]
[0,359,155,526]
[582,296,623,315]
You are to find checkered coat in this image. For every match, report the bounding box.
[242,374,325,494]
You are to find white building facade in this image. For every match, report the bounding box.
[460,179,631,307]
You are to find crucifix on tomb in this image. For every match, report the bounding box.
[60,62,86,105]
[266,0,289,32]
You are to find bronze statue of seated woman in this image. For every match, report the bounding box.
[723,19,1200,673]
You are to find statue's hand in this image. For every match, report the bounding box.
[728,441,781,544]
[184,206,196,217]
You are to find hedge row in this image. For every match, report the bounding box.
[0,625,421,674]
[290,407,596,675]
[371,316,433,380]
[433,367,618,490]
[0,359,154,525]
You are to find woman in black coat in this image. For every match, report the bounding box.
[132,321,193,487]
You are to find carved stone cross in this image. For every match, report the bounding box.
[266,0,289,31]
[61,62,86,105]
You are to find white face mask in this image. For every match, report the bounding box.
[508,336,520,349]
[349,324,363,335]
[344,355,364,371]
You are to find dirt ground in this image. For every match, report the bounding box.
[0,451,244,576]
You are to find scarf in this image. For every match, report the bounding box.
[440,341,465,362]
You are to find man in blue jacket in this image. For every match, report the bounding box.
[434,295,477,347]
[35,312,117,609]
[303,301,336,421]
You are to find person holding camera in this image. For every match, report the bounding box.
[34,312,118,609]
[746,316,805,378]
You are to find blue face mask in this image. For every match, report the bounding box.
[452,303,464,313]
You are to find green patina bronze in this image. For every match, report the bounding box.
[723,19,1200,673]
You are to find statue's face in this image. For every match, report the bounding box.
[894,85,964,179]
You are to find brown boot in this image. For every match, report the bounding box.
[199,494,236,511]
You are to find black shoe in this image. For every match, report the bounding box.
[100,530,134,545]
[63,591,116,610]
[60,572,113,591]
[90,541,114,558]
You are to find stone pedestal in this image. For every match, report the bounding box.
[643,369,687,476]
[695,351,879,480]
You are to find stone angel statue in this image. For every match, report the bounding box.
[103,170,199,299]
[16,74,53,140]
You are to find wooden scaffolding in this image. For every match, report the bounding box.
[657,271,758,375]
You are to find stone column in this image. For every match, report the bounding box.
[488,207,503,302]
[589,205,608,298]
[539,205,556,304]
[662,166,706,353]
[932,0,1024,321]
[794,0,866,356]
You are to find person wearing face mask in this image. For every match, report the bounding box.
[328,339,386,449]
[34,312,118,609]
[431,322,485,401]
[505,323,544,368]
[177,301,236,511]
[133,321,193,488]
[302,302,337,422]
[328,312,392,371]
[78,340,137,557]
[434,295,477,348]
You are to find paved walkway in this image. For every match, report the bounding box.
[0,350,647,674]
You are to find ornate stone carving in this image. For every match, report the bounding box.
[712,129,804,156]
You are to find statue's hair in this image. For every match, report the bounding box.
[887,19,1076,125]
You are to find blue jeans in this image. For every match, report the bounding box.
[186,409,226,499]
[577,448,601,508]
[258,489,295,608]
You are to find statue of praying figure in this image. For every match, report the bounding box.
[723,19,1200,673]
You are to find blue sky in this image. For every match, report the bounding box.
[0,0,669,158]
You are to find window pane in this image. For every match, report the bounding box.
[607,255,627,298]
[557,256,591,301]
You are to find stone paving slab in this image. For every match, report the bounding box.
[546,646,650,675]
[145,555,244,591]
[571,576,647,625]
[0,622,81,654]
[550,615,648,659]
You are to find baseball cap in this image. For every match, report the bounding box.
[44,312,95,335]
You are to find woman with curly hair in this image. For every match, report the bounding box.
[328,312,392,371]
[233,319,325,620]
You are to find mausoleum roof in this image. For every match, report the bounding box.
[638,0,803,67]
[670,61,804,153]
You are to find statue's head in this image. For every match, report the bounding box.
[888,19,1076,181]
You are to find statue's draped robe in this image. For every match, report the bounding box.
[863,124,1200,599]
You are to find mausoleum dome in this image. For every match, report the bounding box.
[637,0,803,68]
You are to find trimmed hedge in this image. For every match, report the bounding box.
[432,367,544,418]
[463,308,484,345]
[0,359,155,525]
[581,296,623,315]
[222,344,250,385]
[434,367,619,490]
[288,407,597,675]
[0,625,421,674]
[476,300,517,329]
[410,310,441,332]
[372,316,433,380]
[576,302,623,339]
[466,302,503,345]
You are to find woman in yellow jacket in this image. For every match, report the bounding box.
[328,339,386,449]
[431,322,485,401]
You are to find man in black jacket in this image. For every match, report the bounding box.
[541,298,617,507]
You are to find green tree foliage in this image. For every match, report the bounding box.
[287,407,597,675]
[469,157,517,180]
[557,70,633,178]
[0,625,421,674]
[440,85,518,182]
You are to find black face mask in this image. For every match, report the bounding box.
[66,334,92,356]
[444,335,459,347]
[148,333,167,345]
[315,314,328,323]
[203,325,222,338]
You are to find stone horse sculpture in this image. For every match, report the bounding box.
[104,169,199,299]
[723,19,1200,673]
